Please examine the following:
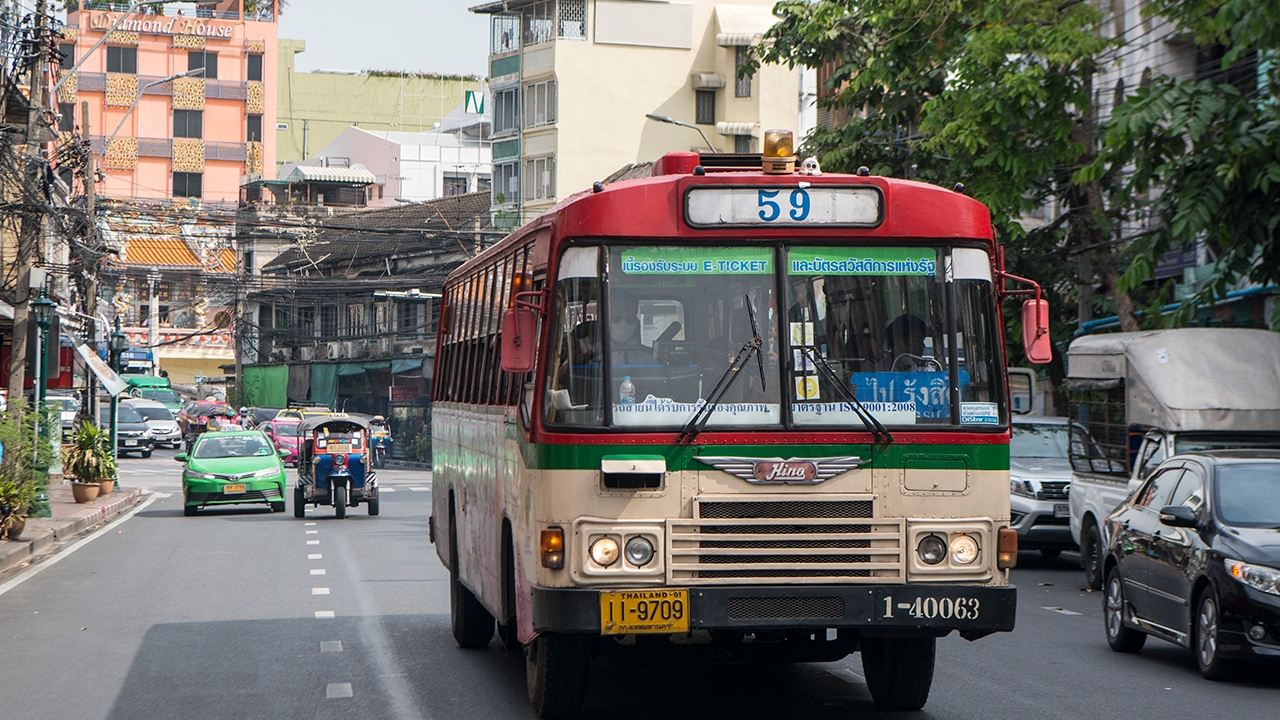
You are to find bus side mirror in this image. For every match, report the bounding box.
[1021,299,1052,364]
[501,307,538,374]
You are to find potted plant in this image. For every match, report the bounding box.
[0,399,53,536]
[65,421,116,503]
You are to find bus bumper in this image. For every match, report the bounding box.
[532,584,1016,640]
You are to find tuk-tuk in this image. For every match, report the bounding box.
[294,414,379,519]
[370,415,392,468]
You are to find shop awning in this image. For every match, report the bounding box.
[337,360,393,376]
[391,358,423,374]
[284,166,378,184]
[715,5,776,46]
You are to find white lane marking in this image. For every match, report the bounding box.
[306,530,319,535]
[307,540,320,545]
[308,553,323,560]
[315,610,335,619]
[409,487,429,492]
[313,587,331,595]
[320,641,343,652]
[1042,606,1083,616]
[305,522,316,526]
[380,487,394,493]
[0,493,160,598]
[311,569,326,575]
[827,667,865,683]
[152,492,173,498]
[326,682,353,699]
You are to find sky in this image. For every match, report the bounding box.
[278,0,489,77]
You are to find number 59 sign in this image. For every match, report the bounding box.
[685,186,882,227]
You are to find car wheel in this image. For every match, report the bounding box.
[1104,569,1146,653]
[860,636,935,711]
[1196,587,1240,680]
[1081,521,1103,590]
[293,486,306,518]
[270,501,286,513]
[1040,549,1062,560]
[525,633,588,719]
[334,485,347,519]
[183,494,197,517]
[141,449,152,458]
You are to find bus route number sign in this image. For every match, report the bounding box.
[685,186,882,227]
[599,589,690,635]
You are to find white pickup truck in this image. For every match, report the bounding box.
[1064,329,1280,589]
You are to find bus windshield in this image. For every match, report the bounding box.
[543,244,1004,429]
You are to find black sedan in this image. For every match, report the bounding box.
[98,405,156,458]
[1102,450,1280,679]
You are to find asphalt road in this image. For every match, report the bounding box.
[1,451,1277,719]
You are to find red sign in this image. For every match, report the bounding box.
[389,386,418,403]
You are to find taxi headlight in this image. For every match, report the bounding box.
[254,468,279,478]
[918,535,947,565]
[590,537,620,567]
[189,472,216,480]
[624,536,655,567]
[1226,559,1280,596]
[950,535,980,565]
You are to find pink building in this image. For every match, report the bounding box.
[62,2,279,204]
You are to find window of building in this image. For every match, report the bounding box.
[397,302,418,333]
[1111,0,1126,40]
[173,171,202,198]
[106,46,136,74]
[494,87,519,134]
[444,175,469,197]
[188,50,218,79]
[59,43,75,71]
[58,102,74,132]
[174,109,203,138]
[247,114,262,142]
[735,46,752,97]
[523,155,555,201]
[299,307,315,337]
[558,0,586,39]
[1113,78,1126,111]
[491,13,520,54]
[493,161,518,204]
[523,0,554,45]
[319,305,338,336]
[246,53,263,82]
[243,250,256,275]
[695,89,716,125]
[345,303,366,336]
[524,79,557,127]
[735,135,755,153]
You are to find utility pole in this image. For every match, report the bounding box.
[8,0,49,406]
[82,100,100,425]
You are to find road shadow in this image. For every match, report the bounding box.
[106,615,956,720]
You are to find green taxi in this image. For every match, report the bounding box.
[177,431,288,516]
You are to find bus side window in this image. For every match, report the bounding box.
[544,247,603,426]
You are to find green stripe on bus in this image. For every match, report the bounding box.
[526,443,1009,472]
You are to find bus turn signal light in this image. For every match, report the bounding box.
[998,528,1018,569]
[541,528,565,569]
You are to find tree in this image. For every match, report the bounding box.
[752,0,1144,362]
[1094,0,1280,327]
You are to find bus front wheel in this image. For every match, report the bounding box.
[860,636,935,711]
[526,633,588,719]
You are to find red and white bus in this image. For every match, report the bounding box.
[431,136,1050,717]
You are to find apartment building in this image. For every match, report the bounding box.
[63,2,279,205]
[471,0,800,224]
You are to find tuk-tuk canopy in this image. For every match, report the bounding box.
[298,414,373,436]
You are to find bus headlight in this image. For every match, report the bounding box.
[590,537,620,567]
[624,536,655,567]
[950,535,980,565]
[918,535,947,565]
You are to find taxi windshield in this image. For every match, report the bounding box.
[193,435,273,459]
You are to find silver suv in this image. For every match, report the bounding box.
[1010,417,1078,559]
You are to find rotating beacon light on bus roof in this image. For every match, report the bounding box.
[762,129,796,174]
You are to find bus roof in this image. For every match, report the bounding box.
[446,152,994,285]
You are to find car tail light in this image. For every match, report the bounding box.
[998,527,1018,569]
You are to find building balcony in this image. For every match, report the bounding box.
[90,135,248,162]
[77,72,250,101]
[72,1,278,22]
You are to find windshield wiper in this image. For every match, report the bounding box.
[800,346,894,445]
[676,295,765,446]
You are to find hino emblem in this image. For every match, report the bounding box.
[693,456,865,485]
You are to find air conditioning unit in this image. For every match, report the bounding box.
[298,346,314,361]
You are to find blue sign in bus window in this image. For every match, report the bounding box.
[853,372,967,420]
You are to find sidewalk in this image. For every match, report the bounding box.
[0,483,145,575]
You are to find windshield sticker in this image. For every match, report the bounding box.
[788,247,937,276]
[789,322,816,347]
[613,396,780,427]
[795,376,820,401]
[792,402,918,426]
[854,371,969,421]
[960,402,1000,425]
[619,247,773,275]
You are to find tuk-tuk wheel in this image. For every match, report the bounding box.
[334,486,347,519]
[293,486,306,518]
[367,496,379,516]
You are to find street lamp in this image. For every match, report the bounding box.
[644,113,719,153]
[109,318,127,462]
[30,290,56,460]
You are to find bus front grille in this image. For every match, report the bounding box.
[669,497,903,585]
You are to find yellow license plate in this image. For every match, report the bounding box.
[223,484,246,494]
[328,443,352,453]
[599,589,689,635]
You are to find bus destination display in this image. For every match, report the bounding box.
[686,186,882,227]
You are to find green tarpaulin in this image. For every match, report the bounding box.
[242,365,288,408]
[310,364,338,409]
[390,358,423,374]
[337,363,366,377]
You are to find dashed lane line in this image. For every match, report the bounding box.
[320,641,343,652]
[307,540,320,545]
[311,569,326,575]
[306,530,319,534]
[326,682,353,699]
[315,610,335,619]
[1042,606,1083,616]
[313,587,330,595]
[308,553,322,560]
